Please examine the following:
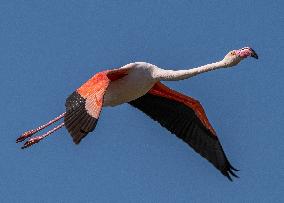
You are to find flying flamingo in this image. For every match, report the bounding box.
[17,47,258,180]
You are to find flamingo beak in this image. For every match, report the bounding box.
[250,48,258,59]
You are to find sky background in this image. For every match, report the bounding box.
[1,0,283,202]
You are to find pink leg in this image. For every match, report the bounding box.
[16,112,66,143]
[21,122,65,149]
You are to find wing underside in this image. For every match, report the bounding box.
[64,69,128,144]
[129,82,238,180]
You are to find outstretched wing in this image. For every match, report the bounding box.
[129,82,238,180]
[64,69,128,144]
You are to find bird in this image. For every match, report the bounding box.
[16,47,258,181]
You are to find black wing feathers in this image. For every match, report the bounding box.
[64,91,98,144]
[129,93,238,180]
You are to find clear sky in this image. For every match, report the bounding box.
[1,0,283,202]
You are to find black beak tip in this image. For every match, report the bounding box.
[252,53,259,59]
[250,48,259,59]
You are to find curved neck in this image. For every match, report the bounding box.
[155,60,227,81]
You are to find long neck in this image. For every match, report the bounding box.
[155,60,227,81]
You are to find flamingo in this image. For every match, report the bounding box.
[16,47,258,180]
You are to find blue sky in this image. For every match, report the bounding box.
[1,0,283,202]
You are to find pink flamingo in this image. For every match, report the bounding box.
[17,47,258,180]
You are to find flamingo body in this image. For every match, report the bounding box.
[17,47,259,181]
[104,62,158,106]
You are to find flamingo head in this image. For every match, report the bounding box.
[223,47,258,67]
